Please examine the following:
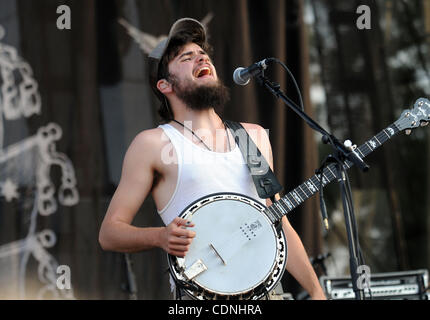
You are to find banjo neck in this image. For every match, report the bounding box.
[264,121,403,225]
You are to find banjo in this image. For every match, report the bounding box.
[168,97,430,300]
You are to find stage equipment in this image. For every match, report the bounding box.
[320,269,429,300]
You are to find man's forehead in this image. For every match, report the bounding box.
[175,43,207,59]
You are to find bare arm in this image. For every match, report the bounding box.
[98,130,195,256]
[243,122,326,300]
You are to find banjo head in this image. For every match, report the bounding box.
[168,192,287,300]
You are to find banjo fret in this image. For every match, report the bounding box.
[266,205,279,223]
[298,184,309,199]
[273,202,286,217]
[280,197,293,210]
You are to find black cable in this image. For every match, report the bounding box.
[343,168,360,248]
[340,163,372,299]
[316,157,333,231]
[272,58,305,111]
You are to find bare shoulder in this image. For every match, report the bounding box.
[127,127,170,154]
[239,122,270,143]
[240,122,264,131]
[123,127,170,168]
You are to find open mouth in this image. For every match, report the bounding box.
[194,66,212,78]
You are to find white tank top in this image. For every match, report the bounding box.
[157,123,265,225]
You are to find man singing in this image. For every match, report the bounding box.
[99,17,326,300]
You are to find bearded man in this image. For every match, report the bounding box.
[99,18,326,300]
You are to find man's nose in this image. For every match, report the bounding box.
[197,54,209,63]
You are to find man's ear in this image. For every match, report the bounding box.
[156,79,172,94]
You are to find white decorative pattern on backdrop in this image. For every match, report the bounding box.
[0,25,79,299]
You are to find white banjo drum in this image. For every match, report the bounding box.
[168,192,287,300]
[168,98,430,300]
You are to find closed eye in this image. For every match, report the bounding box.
[178,50,210,63]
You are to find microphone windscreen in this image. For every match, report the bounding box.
[233,67,250,86]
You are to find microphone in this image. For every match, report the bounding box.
[233,58,274,85]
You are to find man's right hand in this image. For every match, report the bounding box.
[161,217,196,257]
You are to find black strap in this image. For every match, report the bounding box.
[225,120,283,199]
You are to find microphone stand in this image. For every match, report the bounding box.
[254,72,368,300]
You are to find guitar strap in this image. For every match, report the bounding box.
[224,120,283,200]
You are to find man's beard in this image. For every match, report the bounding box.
[169,75,230,115]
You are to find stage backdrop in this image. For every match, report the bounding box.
[0,0,428,300]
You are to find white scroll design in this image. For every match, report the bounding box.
[0,25,79,299]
